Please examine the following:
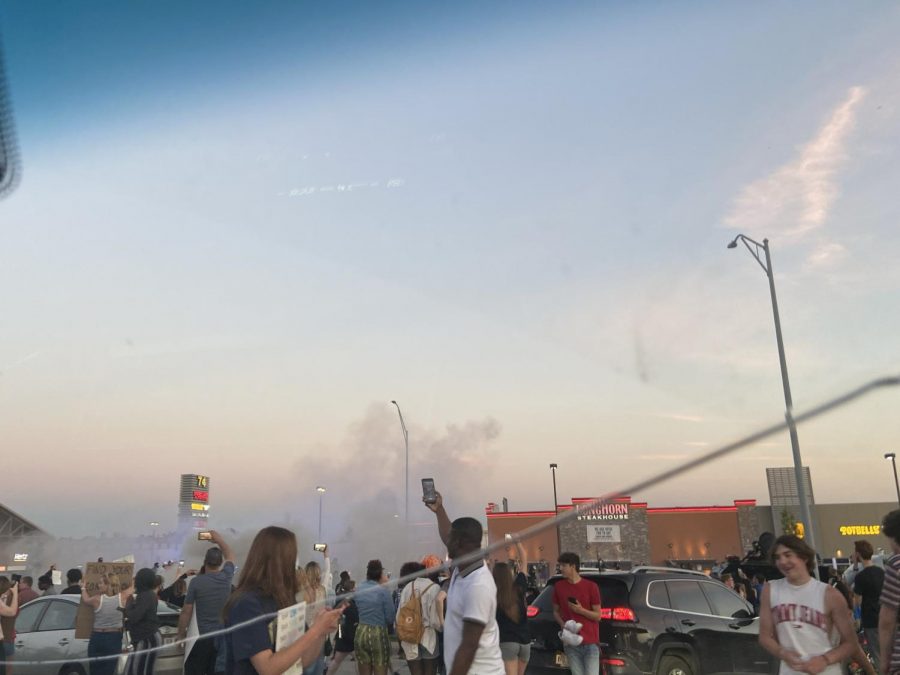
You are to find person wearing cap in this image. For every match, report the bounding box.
[177,530,235,675]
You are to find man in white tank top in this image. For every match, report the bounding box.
[759,535,858,675]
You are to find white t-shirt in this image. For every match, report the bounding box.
[444,562,504,675]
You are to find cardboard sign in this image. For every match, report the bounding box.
[275,601,306,675]
[52,570,62,586]
[83,562,134,596]
[75,561,135,639]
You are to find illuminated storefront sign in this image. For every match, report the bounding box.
[587,525,622,543]
[839,525,881,536]
[196,475,208,488]
[13,553,28,562]
[193,490,209,502]
[191,502,210,511]
[577,502,629,521]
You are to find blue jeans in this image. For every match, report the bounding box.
[563,643,600,675]
[1,641,15,675]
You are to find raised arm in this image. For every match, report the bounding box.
[210,530,235,563]
[0,584,18,616]
[424,492,451,547]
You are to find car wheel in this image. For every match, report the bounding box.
[657,654,694,675]
[59,665,86,675]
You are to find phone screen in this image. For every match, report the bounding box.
[314,543,327,552]
[422,478,437,503]
[198,531,213,541]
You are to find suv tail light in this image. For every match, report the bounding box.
[526,605,540,618]
[600,607,635,622]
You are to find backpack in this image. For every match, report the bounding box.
[396,580,434,644]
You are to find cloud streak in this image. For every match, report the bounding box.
[725,86,867,238]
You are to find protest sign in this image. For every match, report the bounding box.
[275,601,306,675]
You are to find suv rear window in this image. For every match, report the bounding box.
[532,576,629,610]
[666,580,712,615]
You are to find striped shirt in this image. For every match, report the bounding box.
[880,554,900,672]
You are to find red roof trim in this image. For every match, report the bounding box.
[486,511,557,518]
[733,499,757,506]
[571,496,632,504]
[648,506,737,514]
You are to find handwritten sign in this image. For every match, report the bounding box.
[275,601,306,675]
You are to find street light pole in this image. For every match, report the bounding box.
[885,453,900,507]
[728,235,818,568]
[316,486,326,541]
[550,463,561,559]
[391,401,410,523]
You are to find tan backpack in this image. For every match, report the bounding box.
[396,580,434,644]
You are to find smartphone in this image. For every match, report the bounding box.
[313,543,327,552]
[198,531,213,541]
[422,478,437,504]
[504,534,513,541]
[10,574,21,583]
[568,596,577,604]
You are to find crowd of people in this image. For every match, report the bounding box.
[2,500,900,675]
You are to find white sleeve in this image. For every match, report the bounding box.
[462,579,494,626]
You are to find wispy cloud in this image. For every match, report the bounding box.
[804,241,849,270]
[655,413,704,423]
[725,86,867,238]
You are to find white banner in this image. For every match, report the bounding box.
[587,524,621,543]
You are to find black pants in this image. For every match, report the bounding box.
[185,635,219,675]
[127,632,160,675]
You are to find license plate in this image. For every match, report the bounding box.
[555,653,568,668]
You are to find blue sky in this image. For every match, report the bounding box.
[1,1,899,539]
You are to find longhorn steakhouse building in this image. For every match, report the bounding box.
[486,496,897,568]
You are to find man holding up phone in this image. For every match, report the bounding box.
[177,530,235,675]
[552,553,601,675]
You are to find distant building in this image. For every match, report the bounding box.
[178,473,211,530]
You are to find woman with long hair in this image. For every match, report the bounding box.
[223,526,344,675]
[80,573,130,675]
[493,543,531,675]
[0,576,19,675]
[124,568,160,675]
[301,559,329,675]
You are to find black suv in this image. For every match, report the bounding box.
[525,567,775,675]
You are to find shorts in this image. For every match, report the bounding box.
[406,644,438,661]
[354,624,391,667]
[500,642,531,662]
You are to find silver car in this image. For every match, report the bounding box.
[13,595,182,675]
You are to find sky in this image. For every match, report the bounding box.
[1,0,900,541]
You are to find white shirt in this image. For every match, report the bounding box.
[398,577,442,660]
[769,578,842,675]
[444,562,504,675]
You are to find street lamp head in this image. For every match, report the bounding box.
[886,452,896,460]
[316,486,326,493]
[391,400,397,405]
[727,238,739,249]
[549,463,558,469]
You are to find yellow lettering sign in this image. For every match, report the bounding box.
[196,475,208,488]
[838,525,881,536]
